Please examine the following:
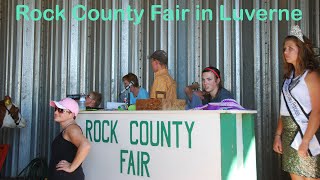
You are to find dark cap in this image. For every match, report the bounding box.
[149,50,168,66]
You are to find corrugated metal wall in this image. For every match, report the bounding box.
[0,0,319,179]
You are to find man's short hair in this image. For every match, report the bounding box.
[149,50,168,66]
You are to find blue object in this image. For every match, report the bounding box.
[129,87,149,105]
[186,88,233,109]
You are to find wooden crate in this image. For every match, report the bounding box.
[136,99,186,110]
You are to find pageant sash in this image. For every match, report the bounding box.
[282,73,320,156]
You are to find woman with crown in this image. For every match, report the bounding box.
[273,25,320,180]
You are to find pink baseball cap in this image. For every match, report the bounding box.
[50,97,80,116]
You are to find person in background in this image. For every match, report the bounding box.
[48,98,91,180]
[85,91,102,108]
[185,66,233,109]
[122,73,149,105]
[149,50,177,99]
[273,25,320,180]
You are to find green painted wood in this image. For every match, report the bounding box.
[242,114,255,162]
[242,114,257,179]
[220,114,237,180]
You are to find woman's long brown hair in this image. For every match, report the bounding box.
[282,35,319,78]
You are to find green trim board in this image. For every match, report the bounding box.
[242,114,255,164]
[220,113,256,180]
[242,114,257,178]
[220,114,237,180]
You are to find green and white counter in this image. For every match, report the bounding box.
[77,110,257,180]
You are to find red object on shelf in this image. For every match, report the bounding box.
[0,144,9,171]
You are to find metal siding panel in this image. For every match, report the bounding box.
[262,1,273,179]
[30,0,42,159]
[271,0,281,178]
[135,0,145,90]
[316,0,320,47]
[111,0,120,102]
[0,0,319,179]
[0,0,4,93]
[18,0,35,173]
[167,0,176,80]
[101,0,112,105]
[300,0,309,36]
[69,0,81,94]
[144,0,151,93]
[176,0,188,100]
[132,1,139,74]
[186,0,196,86]
[222,0,232,91]
[160,0,168,50]
[91,0,98,90]
[201,0,209,67]
[241,0,255,111]
[234,0,241,102]
[194,0,201,84]
[120,0,129,79]
[253,0,263,179]
[7,0,23,174]
[215,0,222,70]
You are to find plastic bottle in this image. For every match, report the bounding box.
[79,94,86,111]
[127,92,130,106]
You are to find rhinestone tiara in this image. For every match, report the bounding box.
[290,25,304,42]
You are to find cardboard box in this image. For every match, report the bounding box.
[136,99,186,110]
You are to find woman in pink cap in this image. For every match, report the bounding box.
[48,97,91,180]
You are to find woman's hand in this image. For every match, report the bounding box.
[56,160,74,173]
[273,135,283,154]
[298,141,309,158]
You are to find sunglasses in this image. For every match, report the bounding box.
[54,107,71,114]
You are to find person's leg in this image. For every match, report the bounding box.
[290,173,304,180]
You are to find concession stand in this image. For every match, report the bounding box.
[77,110,257,180]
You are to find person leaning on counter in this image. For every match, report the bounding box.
[85,91,102,108]
[149,50,177,99]
[184,66,233,109]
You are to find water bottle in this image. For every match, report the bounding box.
[121,93,128,110]
[127,92,130,106]
[79,94,86,111]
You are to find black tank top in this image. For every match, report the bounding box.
[48,127,84,180]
